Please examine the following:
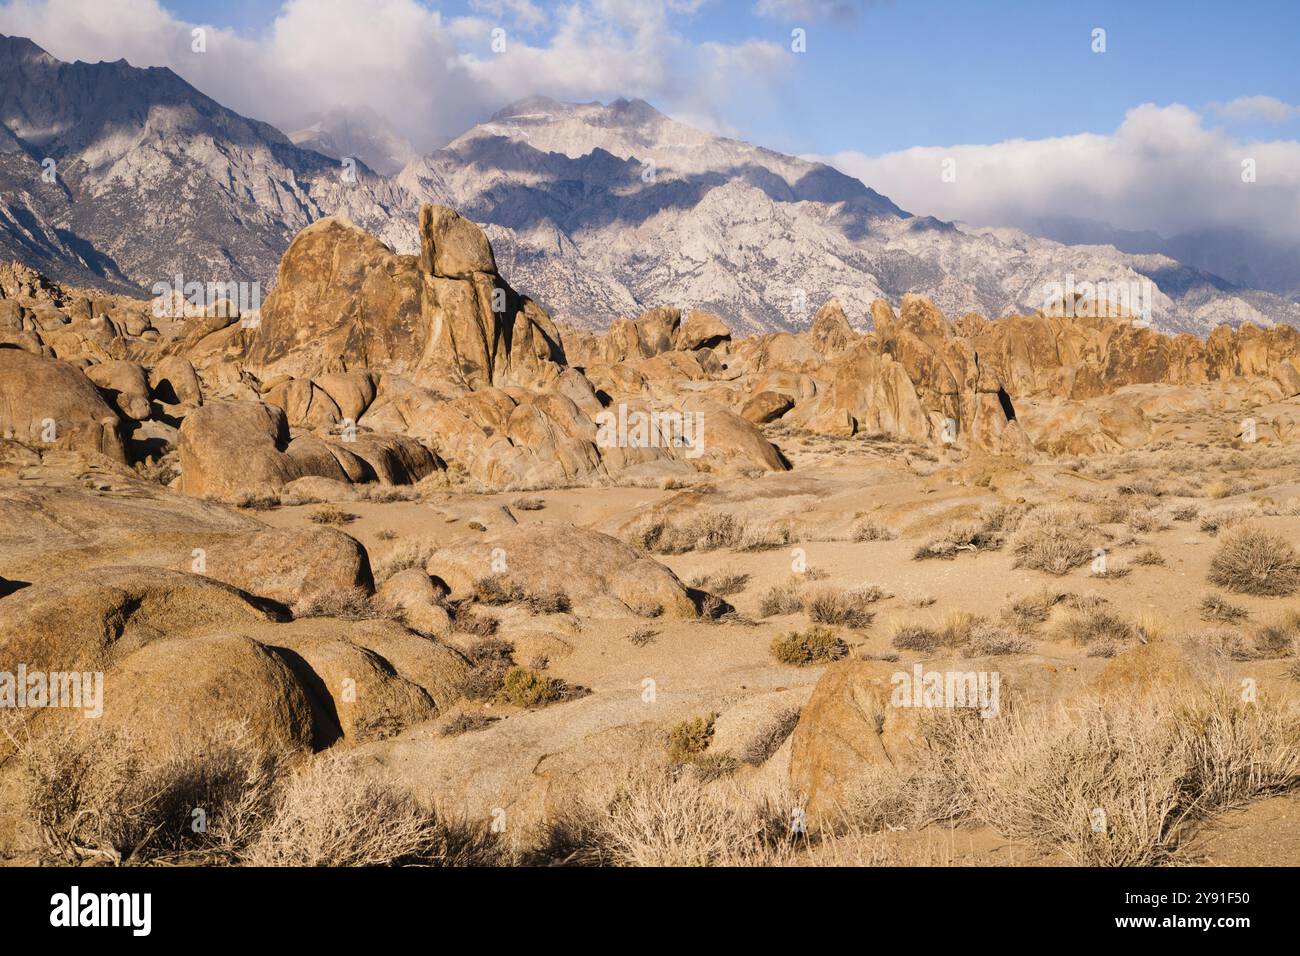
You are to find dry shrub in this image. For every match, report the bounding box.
[551,765,789,867]
[666,714,717,763]
[309,504,358,525]
[499,667,575,708]
[439,712,498,737]
[1186,628,1258,661]
[292,587,397,622]
[1207,525,1300,596]
[759,580,805,617]
[771,625,847,665]
[1252,610,1300,658]
[373,540,435,584]
[892,622,941,652]
[1199,505,1257,535]
[631,511,743,554]
[1169,503,1200,522]
[1131,548,1165,566]
[912,506,1015,560]
[918,687,1300,865]
[689,567,750,595]
[460,637,515,699]
[626,625,658,647]
[966,622,1031,656]
[472,574,571,614]
[805,587,878,628]
[13,722,286,866]
[1009,508,1100,575]
[244,753,492,866]
[851,519,896,542]
[511,496,545,511]
[1001,588,1067,631]
[453,606,499,637]
[736,519,792,552]
[739,707,801,765]
[1200,592,1248,623]
[1055,607,1135,647]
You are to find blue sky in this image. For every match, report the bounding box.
[3,0,1297,244]
[153,0,1300,155]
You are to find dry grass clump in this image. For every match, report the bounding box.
[308,504,359,525]
[439,712,498,737]
[965,622,1031,656]
[919,686,1300,865]
[666,714,717,763]
[14,723,284,866]
[1198,505,1257,535]
[805,586,879,628]
[1200,592,1249,623]
[736,519,793,552]
[244,752,492,867]
[1009,507,1101,575]
[739,708,801,766]
[1054,607,1136,648]
[1252,610,1300,658]
[510,496,545,511]
[547,765,789,867]
[770,625,848,665]
[452,605,499,637]
[1090,561,1131,579]
[891,622,941,652]
[913,505,1020,561]
[1131,548,1165,566]
[1169,502,1200,522]
[357,485,422,504]
[373,540,436,584]
[759,579,806,617]
[851,518,896,542]
[231,491,280,510]
[839,685,1300,865]
[1186,628,1258,661]
[1207,525,1300,596]
[292,587,398,622]
[460,637,516,699]
[626,625,659,647]
[1001,588,1067,631]
[688,567,750,595]
[630,510,744,554]
[471,574,571,614]
[499,666,578,709]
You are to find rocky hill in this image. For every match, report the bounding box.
[3,35,1298,337]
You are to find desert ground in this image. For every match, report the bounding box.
[1,205,1299,867]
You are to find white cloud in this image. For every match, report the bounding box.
[0,0,789,153]
[754,0,881,21]
[815,103,1300,245]
[1210,95,1299,124]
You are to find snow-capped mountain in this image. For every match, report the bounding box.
[2,35,1297,337]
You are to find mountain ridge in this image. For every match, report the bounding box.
[1,34,1297,338]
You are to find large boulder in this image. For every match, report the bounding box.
[0,566,284,677]
[425,523,700,618]
[177,401,352,500]
[0,349,125,462]
[85,360,152,421]
[197,526,374,607]
[419,204,496,279]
